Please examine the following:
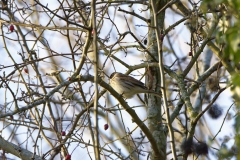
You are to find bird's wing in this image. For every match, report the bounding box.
[120,73,146,89]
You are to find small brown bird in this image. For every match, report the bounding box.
[109,72,162,98]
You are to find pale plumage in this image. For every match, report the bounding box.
[109,72,162,98]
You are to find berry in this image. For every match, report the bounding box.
[143,39,147,45]
[194,142,208,155]
[181,138,194,155]
[61,131,66,136]
[208,104,222,119]
[188,51,192,56]
[104,124,109,130]
[91,30,94,35]
[65,154,71,160]
[23,68,28,74]
[9,25,14,32]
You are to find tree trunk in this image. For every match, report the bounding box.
[147,0,167,159]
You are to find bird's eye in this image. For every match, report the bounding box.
[109,72,116,79]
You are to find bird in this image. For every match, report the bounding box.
[109,72,162,98]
